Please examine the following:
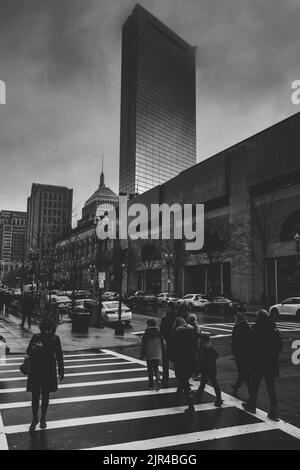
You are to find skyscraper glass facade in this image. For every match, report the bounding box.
[119,5,196,195]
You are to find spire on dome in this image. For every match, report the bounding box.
[100,153,105,187]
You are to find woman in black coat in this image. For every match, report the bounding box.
[26,316,64,432]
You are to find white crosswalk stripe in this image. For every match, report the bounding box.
[196,321,300,336]
[0,347,299,450]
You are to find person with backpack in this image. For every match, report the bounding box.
[26,316,64,432]
[140,318,164,391]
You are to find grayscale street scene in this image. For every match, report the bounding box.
[0,0,300,452]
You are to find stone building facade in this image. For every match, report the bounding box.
[54,169,118,292]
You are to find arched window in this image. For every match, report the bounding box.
[280,209,300,242]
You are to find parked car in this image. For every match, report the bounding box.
[207,296,247,315]
[127,291,157,307]
[47,295,72,314]
[101,301,132,324]
[73,298,93,312]
[269,297,300,321]
[176,294,211,312]
[156,293,180,308]
[102,292,119,301]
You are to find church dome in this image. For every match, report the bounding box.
[81,165,118,223]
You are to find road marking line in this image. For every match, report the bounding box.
[0,367,147,381]
[0,376,150,394]
[101,349,176,376]
[201,382,300,441]
[82,422,275,450]
[0,387,180,410]
[0,361,132,370]
[197,325,233,333]
[0,412,8,450]
[103,350,300,442]
[0,357,122,366]
[4,403,231,435]
[2,352,110,362]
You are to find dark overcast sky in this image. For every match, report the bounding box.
[0,0,300,214]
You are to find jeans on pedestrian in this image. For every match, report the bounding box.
[233,358,250,394]
[198,373,222,402]
[248,372,278,413]
[177,374,194,408]
[21,312,32,328]
[147,359,160,388]
[161,345,169,382]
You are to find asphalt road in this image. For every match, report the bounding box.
[0,310,299,450]
[0,348,300,450]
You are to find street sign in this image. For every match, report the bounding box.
[98,272,105,288]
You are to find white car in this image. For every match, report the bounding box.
[269,297,300,322]
[74,299,93,311]
[156,293,180,307]
[177,294,211,311]
[101,301,132,324]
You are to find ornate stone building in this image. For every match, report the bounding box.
[54,168,118,292]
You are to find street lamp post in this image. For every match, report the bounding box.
[165,253,173,293]
[294,232,300,255]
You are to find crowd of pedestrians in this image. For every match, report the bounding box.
[140,305,283,421]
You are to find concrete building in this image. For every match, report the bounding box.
[119,4,196,196]
[0,210,27,281]
[26,183,73,254]
[124,112,300,306]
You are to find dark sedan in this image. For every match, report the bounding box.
[206,296,247,315]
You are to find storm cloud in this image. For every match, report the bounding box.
[0,0,299,213]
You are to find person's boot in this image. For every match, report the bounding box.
[242,402,256,413]
[215,390,223,407]
[29,417,38,432]
[40,417,47,429]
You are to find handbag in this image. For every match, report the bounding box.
[19,355,31,376]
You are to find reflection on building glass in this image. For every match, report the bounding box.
[119,5,196,196]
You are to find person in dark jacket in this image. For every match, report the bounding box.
[140,318,163,390]
[196,334,223,407]
[187,313,202,379]
[26,316,64,432]
[20,293,33,328]
[231,313,252,397]
[242,309,283,421]
[4,293,12,317]
[168,317,198,414]
[159,304,176,386]
[0,290,5,314]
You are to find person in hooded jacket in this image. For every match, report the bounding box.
[140,318,163,390]
[242,309,283,421]
[231,312,252,397]
[168,317,198,414]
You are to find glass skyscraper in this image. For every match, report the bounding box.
[119,4,197,196]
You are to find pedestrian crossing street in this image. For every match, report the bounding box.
[131,321,300,340]
[0,349,300,450]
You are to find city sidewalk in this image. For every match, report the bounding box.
[0,313,140,354]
